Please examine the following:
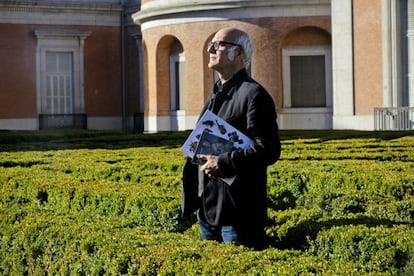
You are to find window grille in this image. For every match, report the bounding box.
[39,114,86,130]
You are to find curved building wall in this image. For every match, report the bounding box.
[134,0,413,131]
[133,0,332,131]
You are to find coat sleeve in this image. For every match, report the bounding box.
[181,158,201,217]
[217,86,281,177]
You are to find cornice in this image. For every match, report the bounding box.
[0,1,123,13]
[134,0,330,24]
[133,0,331,30]
[34,29,92,39]
[0,1,139,26]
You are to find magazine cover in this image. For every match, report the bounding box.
[181,110,253,185]
[181,110,253,159]
[191,130,235,165]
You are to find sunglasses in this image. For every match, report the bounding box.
[207,40,241,51]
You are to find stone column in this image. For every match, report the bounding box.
[331,0,354,128]
[408,0,414,106]
[382,0,403,107]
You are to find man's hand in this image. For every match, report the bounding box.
[197,154,222,178]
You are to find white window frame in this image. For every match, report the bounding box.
[282,45,332,113]
[35,29,90,115]
[45,52,74,114]
[169,52,185,111]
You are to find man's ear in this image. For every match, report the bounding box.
[227,48,241,61]
[227,49,236,61]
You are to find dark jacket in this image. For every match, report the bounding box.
[183,69,281,231]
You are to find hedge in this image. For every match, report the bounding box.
[0,130,413,275]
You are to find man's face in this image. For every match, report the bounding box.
[207,31,238,72]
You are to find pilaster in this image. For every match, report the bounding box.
[408,0,414,106]
[331,0,354,125]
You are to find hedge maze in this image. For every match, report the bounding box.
[0,130,413,275]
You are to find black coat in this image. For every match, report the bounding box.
[182,69,281,231]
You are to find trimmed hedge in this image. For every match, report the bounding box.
[0,130,413,275]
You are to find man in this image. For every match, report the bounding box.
[182,27,281,250]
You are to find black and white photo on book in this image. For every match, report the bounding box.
[181,110,253,185]
[191,130,234,165]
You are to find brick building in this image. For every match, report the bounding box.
[1,1,413,131]
[133,0,414,131]
[0,0,143,131]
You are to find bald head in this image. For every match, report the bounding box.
[207,27,253,81]
[214,28,253,68]
[216,28,246,43]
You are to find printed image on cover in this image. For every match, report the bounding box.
[192,130,235,165]
[181,110,253,159]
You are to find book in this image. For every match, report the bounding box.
[181,110,253,185]
[191,130,235,165]
[181,110,253,158]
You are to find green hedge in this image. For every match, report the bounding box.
[0,130,413,275]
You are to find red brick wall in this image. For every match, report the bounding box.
[125,31,141,116]
[0,23,140,119]
[141,16,331,117]
[83,26,122,116]
[353,0,383,115]
[0,24,37,118]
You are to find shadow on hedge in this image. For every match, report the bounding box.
[268,215,414,250]
[0,130,190,152]
[1,129,414,152]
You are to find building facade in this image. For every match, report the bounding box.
[1,0,413,131]
[0,0,143,131]
[133,0,414,131]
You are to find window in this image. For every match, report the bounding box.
[45,52,74,114]
[35,29,90,115]
[282,46,332,110]
[169,41,186,131]
[170,52,185,111]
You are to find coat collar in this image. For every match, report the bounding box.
[214,68,249,95]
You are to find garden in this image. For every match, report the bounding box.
[0,129,413,275]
